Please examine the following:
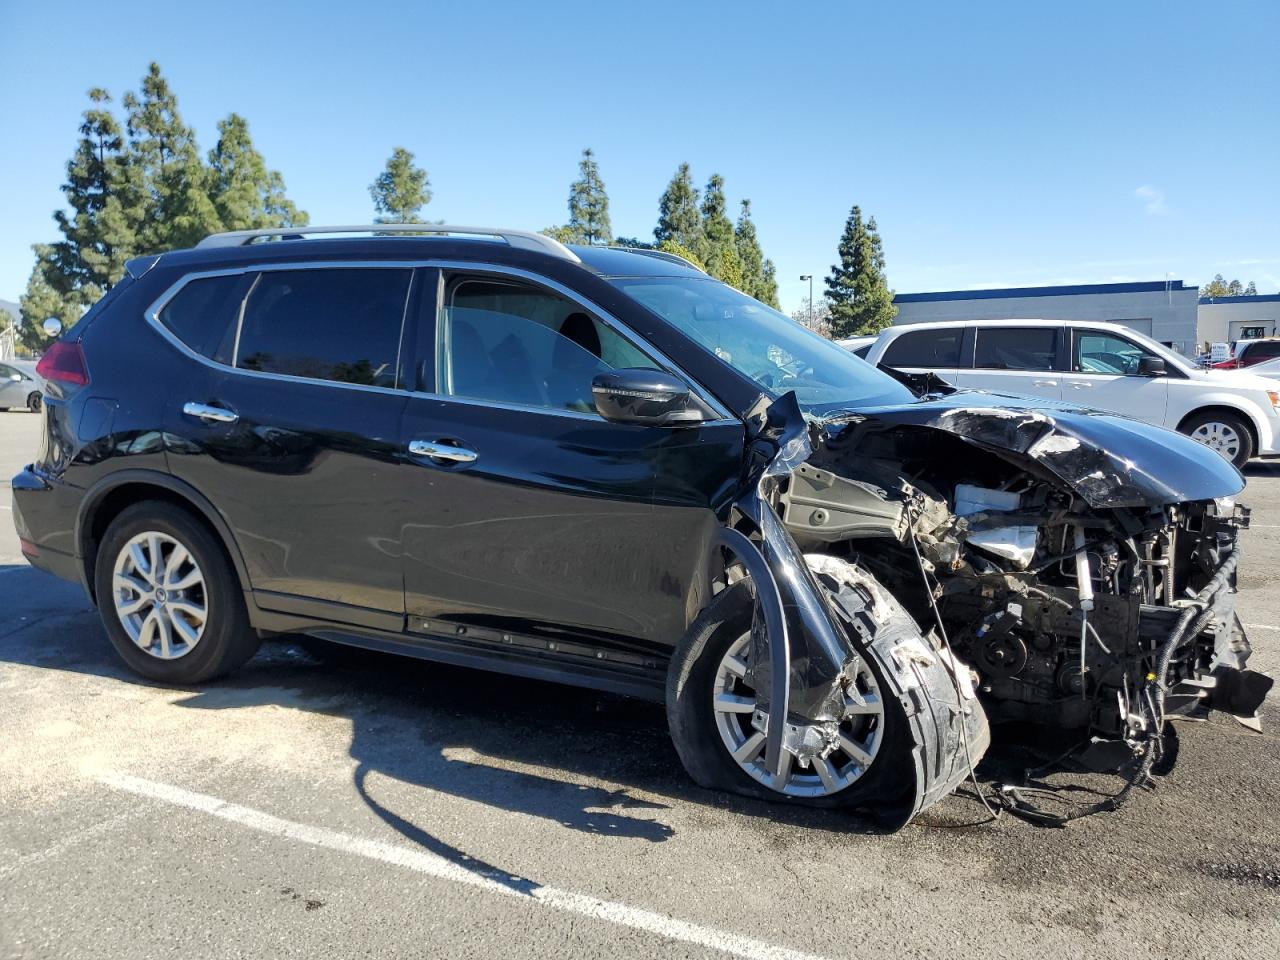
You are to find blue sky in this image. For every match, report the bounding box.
[1,0,1276,313]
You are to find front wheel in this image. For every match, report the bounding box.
[666,582,912,809]
[94,501,260,684]
[1180,410,1253,468]
[26,392,42,413]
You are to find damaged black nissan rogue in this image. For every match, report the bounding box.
[13,226,1271,827]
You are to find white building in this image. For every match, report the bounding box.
[1197,294,1280,348]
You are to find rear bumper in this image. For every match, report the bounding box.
[10,465,88,592]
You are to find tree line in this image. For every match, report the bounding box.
[15,62,899,350]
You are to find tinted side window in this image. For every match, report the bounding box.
[974,328,1057,371]
[882,328,962,367]
[236,269,412,387]
[157,274,249,362]
[443,278,660,413]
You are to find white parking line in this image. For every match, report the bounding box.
[97,771,828,960]
[1246,623,1280,632]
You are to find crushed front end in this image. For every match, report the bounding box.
[780,395,1273,778]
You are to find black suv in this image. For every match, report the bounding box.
[13,226,1268,826]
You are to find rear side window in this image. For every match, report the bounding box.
[235,268,412,387]
[974,328,1057,371]
[881,328,962,367]
[157,274,249,363]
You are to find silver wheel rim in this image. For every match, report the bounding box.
[1190,421,1242,461]
[711,632,884,798]
[111,531,208,660]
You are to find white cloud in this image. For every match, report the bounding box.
[1133,185,1169,216]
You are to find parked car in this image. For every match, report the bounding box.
[860,319,1280,468]
[1210,338,1280,370]
[1241,356,1280,380]
[0,358,44,412]
[12,227,1268,826]
[836,335,876,358]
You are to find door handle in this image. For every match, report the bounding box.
[182,401,239,424]
[1033,379,1059,387]
[408,439,478,463]
[1069,381,1093,389]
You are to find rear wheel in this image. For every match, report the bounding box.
[94,501,259,684]
[666,583,911,808]
[1180,410,1253,468]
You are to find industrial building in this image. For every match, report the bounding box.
[1197,293,1280,346]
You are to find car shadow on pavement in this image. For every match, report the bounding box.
[0,563,890,890]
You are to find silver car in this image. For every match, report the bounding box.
[0,359,44,412]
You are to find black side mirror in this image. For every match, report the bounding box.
[592,368,706,426]
[1137,356,1167,377]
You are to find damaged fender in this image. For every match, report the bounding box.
[716,391,989,820]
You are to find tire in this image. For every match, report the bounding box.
[94,500,260,684]
[26,392,42,413]
[1180,409,1253,468]
[666,582,912,811]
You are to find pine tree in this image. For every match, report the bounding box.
[760,258,779,309]
[208,114,308,230]
[654,163,704,257]
[656,239,704,270]
[1245,281,1258,296]
[699,174,743,289]
[1202,274,1259,298]
[370,147,431,223]
[824,205,897,337]
[566,148,611,245]
[123,62,220,251]
[19,88,139,350]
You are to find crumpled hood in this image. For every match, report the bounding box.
[840,390,1244,508]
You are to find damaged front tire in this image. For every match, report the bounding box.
[666,581,916,815]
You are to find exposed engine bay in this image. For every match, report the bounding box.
[775,400,1273,776]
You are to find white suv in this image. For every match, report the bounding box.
[859,319,1280,468]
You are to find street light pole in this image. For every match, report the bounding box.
[799,275,813,328]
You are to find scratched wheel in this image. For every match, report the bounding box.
[666,582,911,810]
[94,501,260,684]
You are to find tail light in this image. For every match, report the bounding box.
[36,341,89,386]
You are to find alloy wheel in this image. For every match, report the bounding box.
[111,531,208,660]
[711,632,884,797]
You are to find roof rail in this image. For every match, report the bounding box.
[609,245,706,274]
[195,224,582,263]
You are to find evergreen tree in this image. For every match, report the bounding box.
[699,174,743,289]
[370,147,431,223]
[566,148,611,245]
[824,205,897,337]
[611,236,652,249]
[760,258,779,309]
[654,163,704,257]
[123,62,220,251]
[656,239,704,270]
[19,67,307,351]
[208,114,308,230]
[1202,274,1259,298]
[19,88,139,350]
[733,199,778,306]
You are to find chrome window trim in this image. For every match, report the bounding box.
[146,261,419,399]
[144,258,740,424]
[424,259,735,422]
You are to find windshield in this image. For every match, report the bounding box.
[611,276,913,414]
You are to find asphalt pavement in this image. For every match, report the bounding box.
[1,410,1277,960]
